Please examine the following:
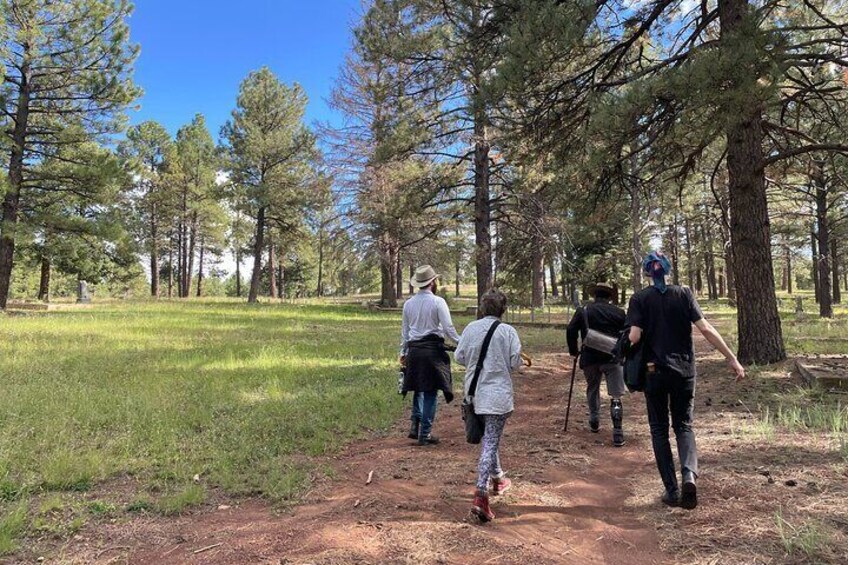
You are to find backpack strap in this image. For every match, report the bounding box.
[468,320,501,398]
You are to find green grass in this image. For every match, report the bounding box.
[0,300,407,551]
[775,508,832,560]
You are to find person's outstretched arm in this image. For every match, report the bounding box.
[694,319,745,381]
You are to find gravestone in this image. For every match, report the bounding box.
[77,280,91,304]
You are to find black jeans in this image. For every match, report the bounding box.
[644,367,698,494]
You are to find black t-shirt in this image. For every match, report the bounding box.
[625,285,704,377]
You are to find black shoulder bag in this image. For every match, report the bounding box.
[461,320,501,444]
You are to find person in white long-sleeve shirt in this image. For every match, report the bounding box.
[455,290,524,522]
[400,265,461,445]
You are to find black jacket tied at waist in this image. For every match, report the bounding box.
[403,334,454,403]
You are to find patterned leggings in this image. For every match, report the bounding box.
[476,413,510,491]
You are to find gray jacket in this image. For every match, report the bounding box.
[455,317,523,415]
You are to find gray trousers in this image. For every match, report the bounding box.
[583,363,625,421]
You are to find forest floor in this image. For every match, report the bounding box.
[19,334,848,564]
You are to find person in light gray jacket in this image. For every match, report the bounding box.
[455,290,524,522]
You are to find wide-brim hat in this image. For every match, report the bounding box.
[410,264,440,288]
[587,281,617,296]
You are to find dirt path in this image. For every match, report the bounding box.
[54,353,670,565]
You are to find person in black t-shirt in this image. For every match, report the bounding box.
[567,282,628,446]
[626,251,745,510]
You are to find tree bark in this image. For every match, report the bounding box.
[684,217,695,288]
[813,164,832,317]
[248,206,266,303]
[629,185,642,293]
[196,239,204,298]
[268,237,277,299]
[168,232,174,298]
[720,0,784,363]
[379,235,398,308]
[531,244,544,308]
[832,239,841,304]
[235,246,242,297]
[811,228,820,303]
[549,258,559,297]
[669,218,680,286]
[150,202,159,298]
[185,211,197,299]
[0,51,31,309]
[38,255,50,303]
[473,102,492,308]
[455,256,461,297]
[316,226,324,297]
[396,258,403,300]
[784,245,792,294]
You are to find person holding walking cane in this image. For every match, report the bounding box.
[566,282,627,446]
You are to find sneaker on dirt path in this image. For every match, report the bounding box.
[472,490,495,522]
[589,419,600,433]
[491,477,512,496]
[613,430,626,447]
[417,434,440,446]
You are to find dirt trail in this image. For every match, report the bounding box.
[62,354,670,564]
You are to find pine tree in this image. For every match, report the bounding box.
[0,0,140,308]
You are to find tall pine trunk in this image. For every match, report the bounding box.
[0,51,31,309]
[785,245,793,294]
[185,212,197,299]
[316,227,324,296]
[720,0,785,364]
[168,231,174,298]
[235,247,242,297]
[196,239,204,298]
[473,103,492,307]
[248,206,266,303]
[630,185,642,293]
[549,258,559,297]
[396,258,403,300]
[268,237,277,299]
[684,217,695,288]
[811,228,820,303]
[531,244,544,308]
[832,240,841,304]
[379,235,398,308]
[38,255,50,302]
[150,202,159,298]
[813,165,832,317]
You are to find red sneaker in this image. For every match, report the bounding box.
[491,477,512,496]
[472,490,495,522]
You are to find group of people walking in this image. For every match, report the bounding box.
[399,253,745,522]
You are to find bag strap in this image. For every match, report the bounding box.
[468,320,501,398]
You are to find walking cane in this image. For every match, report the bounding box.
[564,352,579,432]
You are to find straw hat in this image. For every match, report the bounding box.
[409,265,440,288]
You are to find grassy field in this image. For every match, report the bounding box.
[0,296,846,556]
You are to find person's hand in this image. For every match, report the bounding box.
[729,358,745,381]
[520,352,532,367]
[399,355,406,368]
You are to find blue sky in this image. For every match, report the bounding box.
[128,0,362,138]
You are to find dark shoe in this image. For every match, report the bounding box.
[472,489,495,522]
[681,472,698,510]
[408,418,420,440]
[491,477,512,496]
[661,489,680,507]
[417,434,440,446]
[610,400,624,446]
[589,418,600,433]
[613,429,626,447]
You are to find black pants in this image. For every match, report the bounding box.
[644,368,698,494]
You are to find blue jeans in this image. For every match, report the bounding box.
[411,391,438,437]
